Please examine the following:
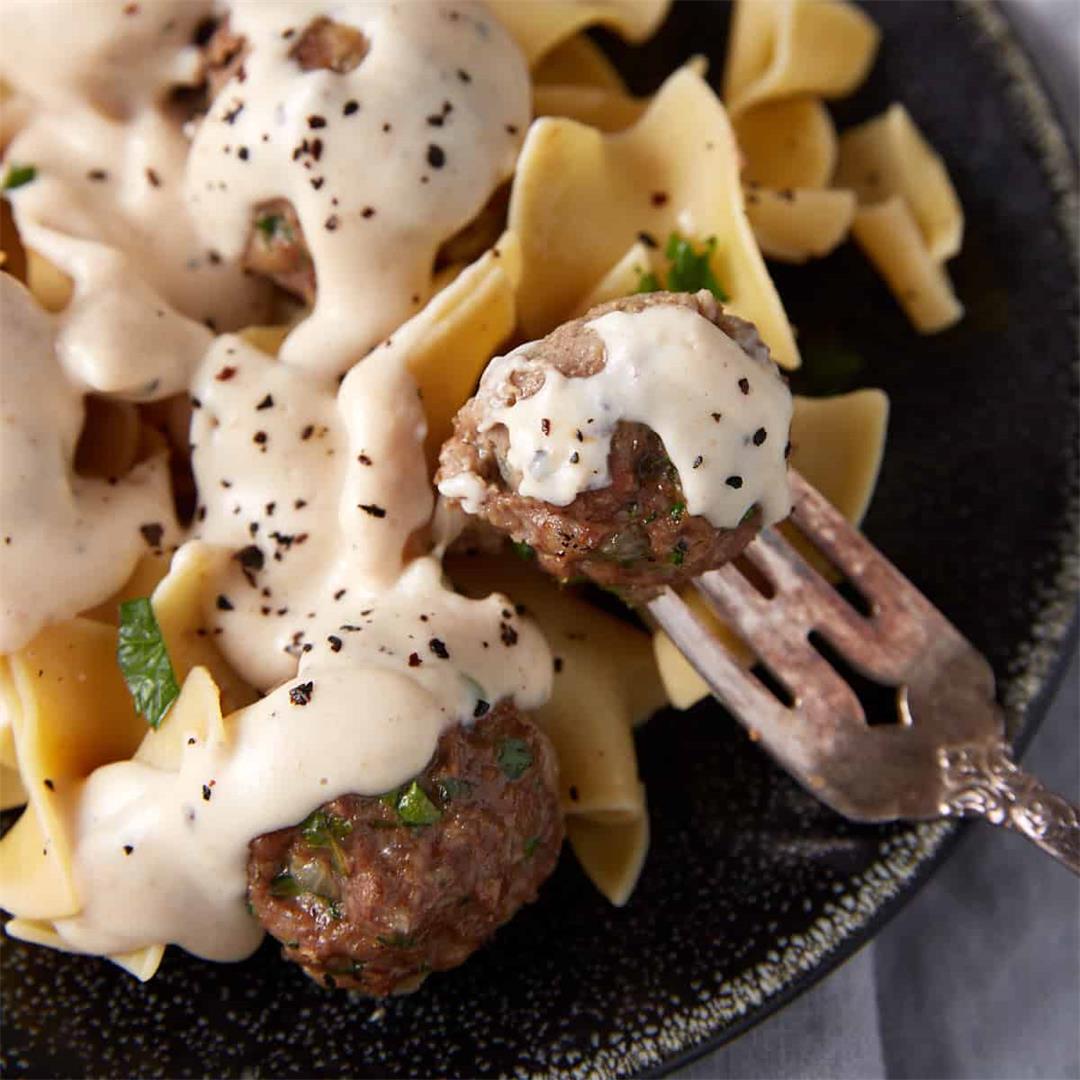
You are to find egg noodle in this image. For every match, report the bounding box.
[0,0,962,982]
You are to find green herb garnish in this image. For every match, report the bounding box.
[2,163,36,191]
[635,269,662,294]
[664,232,727,299]
[117,597,180,729]
[270,871,302,898]
[395,780,442,826]
[668,546,685,567]
[669,501,686,521]
[498,737,533,780]
[739,504,758,527]
[435,776,473,803]
[255,212,285,240]
[300,809,352,874]
[635,233,728,301]
[523,836,540,858]
[510,540,536,560]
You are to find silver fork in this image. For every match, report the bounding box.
[648,470,1079,874]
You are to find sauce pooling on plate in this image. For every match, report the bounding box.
[184,0,530,379]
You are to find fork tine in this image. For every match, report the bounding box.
[788,471,927,623]
[692,566,867,721]
[648,588,866,797]
[750,525,926,684]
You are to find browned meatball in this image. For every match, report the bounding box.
[247,702,563,995]
[437,291,783,601]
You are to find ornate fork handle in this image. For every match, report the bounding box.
[939,742,1080,874]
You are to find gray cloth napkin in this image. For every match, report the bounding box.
[676,2,1080,1074]
[676,651,1078,1080]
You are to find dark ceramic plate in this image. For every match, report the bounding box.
[2,2,1077,1076]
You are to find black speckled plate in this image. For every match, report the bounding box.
[2,3,1077,1076]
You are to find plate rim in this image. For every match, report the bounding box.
[645,2,1080,1074]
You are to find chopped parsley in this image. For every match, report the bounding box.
[2,163,36,191]
[510,540,536,560]
[270,870,302,898]
[255,212,287,240]
[394,780,442,826]
[669,501,686,521]
[635,232,728,301]
[300,809,352,874]
[117,597,180,729]
[523,836,540,858]
[668,546,686,567]
[435,776,473,803]
[635,270,662,294]
[497,737,533,780]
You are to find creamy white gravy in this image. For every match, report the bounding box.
[0,276,178,653]
[442,300,794,528]
[184,0,530,379]
[0,0,211,119]
[6,105,273,400]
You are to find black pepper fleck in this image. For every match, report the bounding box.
[753,427,767,446]
[426,144,446,168]
[216,594,235,611]
[359,503,387,518]
[140,522,164,547]
[726,475,744,489]
[289,681,314,706]
[429,638,450,659]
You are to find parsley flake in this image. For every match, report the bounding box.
[394,781,442,826]
[498,737,532,780]
[635,232,728,300]
[2,163,37,191]
[117,598,180,729]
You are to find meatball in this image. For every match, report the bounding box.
[201,20,507,307]
[247,702,563,995]
[437,291,791,601]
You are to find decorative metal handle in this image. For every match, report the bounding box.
[939,742,1080,875]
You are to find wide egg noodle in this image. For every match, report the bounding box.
[447,552,664,906]
[5,665,227,982]
[489,1,671,67]
[569,239,659,316]
[744,186,856,264]
[732,97,838,190]
[835,103,964,263]
[655,389,890,709]
[532,84,647,134]
[397,231,523,471]
[531,34,627,91]
[851,196,963,333]
[510,68,800,368]
[0,619,148,921]
[722,0,880,116]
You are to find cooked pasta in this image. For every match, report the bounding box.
[0,0,961,991]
